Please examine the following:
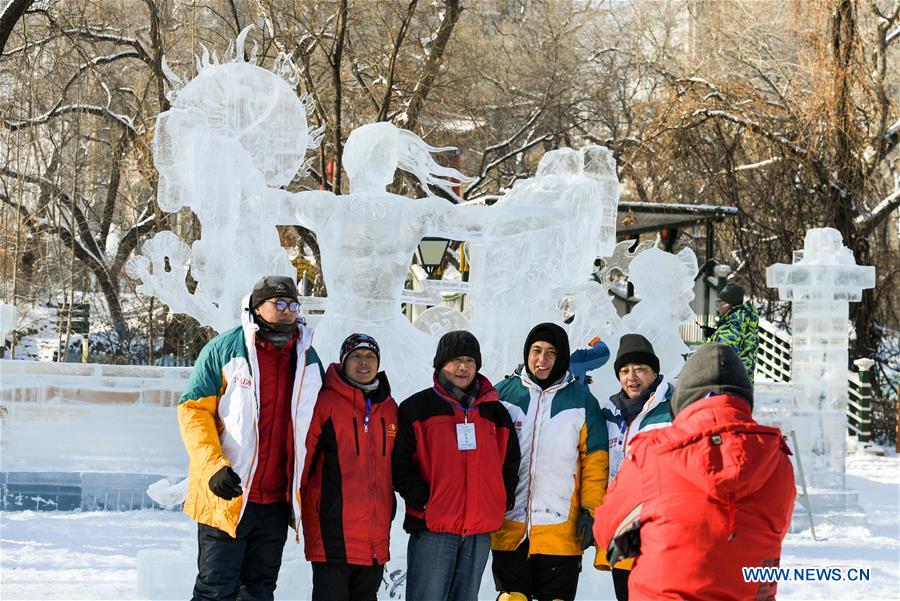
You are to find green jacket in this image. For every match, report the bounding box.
[710,302,759,380]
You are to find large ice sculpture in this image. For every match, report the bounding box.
[272,122,501,392]
[127,26,694,401]
[766,227,875,495]
[622,247,698,377]
[465,146,621,380]
[126,27,322,332]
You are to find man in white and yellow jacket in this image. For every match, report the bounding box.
[178,275,324,601]
[492,323,609,601]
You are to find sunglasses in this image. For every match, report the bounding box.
[268,299,300,312]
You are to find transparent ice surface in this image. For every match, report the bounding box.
[766,227,876,496]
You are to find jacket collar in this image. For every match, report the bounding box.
[323,362,391,407]
[517,364,574,394]
[240,292,312,354]
[432,373,498,408]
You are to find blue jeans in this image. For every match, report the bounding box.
[406,531,490,601]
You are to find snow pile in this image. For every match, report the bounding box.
[1,451,896,600]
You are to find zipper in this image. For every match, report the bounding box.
[368,408,377,561]
[524,390,544,540]
[352,417,360,455]
[381,417,386,456]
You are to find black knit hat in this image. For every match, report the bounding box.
[670,343,753,417]
[614,334,660,375]
[433,330,481,371]
[719,283,745,306]
[340,333,380,366]
[250,275,299,309]
[523,322,570,387]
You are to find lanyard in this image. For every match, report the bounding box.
[440,395,476,424]
[363,397,373,432]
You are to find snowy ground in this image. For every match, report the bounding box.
[1,452,898,601]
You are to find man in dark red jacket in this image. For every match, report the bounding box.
[393,330,520,601]
[594,343,795,601]
[301,333,398,601]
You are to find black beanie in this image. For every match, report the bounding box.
[614,334,660,375]
[719,283,745,306]
[670,343,753,417]
[523,322,570,387]
[250,275,299,309]
[433,330,482,371]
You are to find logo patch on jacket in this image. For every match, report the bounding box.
[233,375,252,389]
[515,420,523,430]
[387,423,398,437]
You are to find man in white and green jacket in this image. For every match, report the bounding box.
[594,333,672,601]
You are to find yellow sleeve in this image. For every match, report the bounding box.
[178,376,230,482]
[579,423,609,515]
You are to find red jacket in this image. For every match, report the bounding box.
[300,364,398,565]
[594,394,795,601]
[249,334,297,504]
[392,374,520,536]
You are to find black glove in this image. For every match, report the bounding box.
[700,324,716,338]
[208,466,243,500]
[575,508,595,551]
[609,526,642,564]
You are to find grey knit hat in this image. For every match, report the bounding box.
[719,283,745,306]
[670,343,753,417]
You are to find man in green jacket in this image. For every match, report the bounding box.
[707,283,759,381]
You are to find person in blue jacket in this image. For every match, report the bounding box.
[569,336,610,386]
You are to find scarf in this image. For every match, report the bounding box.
[611,374,663,426]
[436,371,478,408]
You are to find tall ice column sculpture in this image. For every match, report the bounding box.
[766,228,875,509]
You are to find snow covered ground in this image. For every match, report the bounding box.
[1,452,897,600]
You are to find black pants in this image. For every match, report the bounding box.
[311,561,384,601]
[612,568,630,601]
[192,501,291,601]
[492,540,582,601]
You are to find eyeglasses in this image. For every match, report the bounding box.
[268,299,300,312]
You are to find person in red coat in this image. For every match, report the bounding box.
[593,343,795,601]
[301,333,398,601]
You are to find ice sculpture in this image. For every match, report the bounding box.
[1,303,15,346]
[622,247,698,377]
[465,146,621,379]
[126,27,321,332]
[766,227,875,494]
[127,26,694,400]
[271,123,500,391]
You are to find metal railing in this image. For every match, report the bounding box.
[848,359,875,443]
[756,318,792,383]
[751,322,876,443]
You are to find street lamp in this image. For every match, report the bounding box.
[416,237,450,278]
[713,263,733,292]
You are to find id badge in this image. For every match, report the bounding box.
[456,422,477,451]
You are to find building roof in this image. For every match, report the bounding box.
[617,201,738,238]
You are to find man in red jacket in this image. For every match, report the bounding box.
[301,333,398,601]
[393,330,520,601]
[594,343,795,601]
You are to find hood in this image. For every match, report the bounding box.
[523,322,570,388]
[654,394,791,501]
[518,364,575,393]
[323,362,392,407]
